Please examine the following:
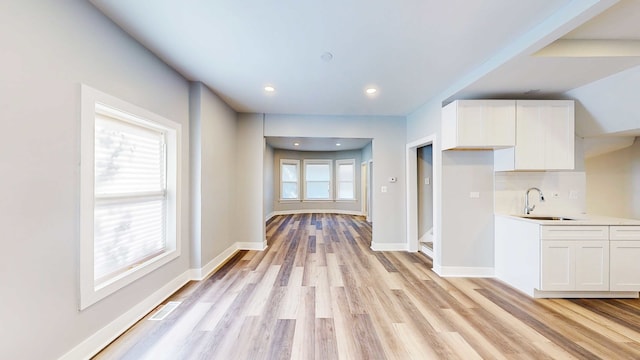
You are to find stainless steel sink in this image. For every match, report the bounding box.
[518,215,575,221]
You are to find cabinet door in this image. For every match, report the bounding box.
[514,102,546,170]
[443,100,515,150]
[610,240,640,291]
[543,102,574,170]
[511,100,574,170]
[541,241,575,291]
[575,240,609,291]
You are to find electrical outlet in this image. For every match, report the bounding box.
[469,192,480,199]
[569,190,579,199]
[381,186,388,193]
[424,177,430,185]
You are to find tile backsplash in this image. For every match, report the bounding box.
[495,171,587,216]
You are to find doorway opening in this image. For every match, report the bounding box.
[417,144,433,257]
[406,135,439,265]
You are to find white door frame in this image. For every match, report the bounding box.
[361,161,368,217]
[406,134,439,265]
[367,159,373,222]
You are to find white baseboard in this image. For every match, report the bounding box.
[270,209,365,217]
[432,265,494,278]
[190,244,240,281]
[237,240,268,251]
[265,212,277,222]
[59,271,191,360]
[370,242,408,251]
[60,240,269,360]
[534,290,639,299]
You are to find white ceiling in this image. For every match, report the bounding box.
[90,0,640,117]
[453,0,640,101]
[90,0,588,116]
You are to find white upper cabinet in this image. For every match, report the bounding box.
[494,100,575,171]
[441,100,516,150]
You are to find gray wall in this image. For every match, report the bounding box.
[236,113,266,244]
[0,1,190,358]
[272,149,362,213]
[417,145,433,238]
[361,142,373,162]
[190,82,239,266]
[264,144,275,220]
[441,151,495,268]
[264,114,406,246]
[586,138,640,219]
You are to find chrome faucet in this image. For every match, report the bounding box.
[524,187,545,214]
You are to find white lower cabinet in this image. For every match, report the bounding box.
[610,226,640,291]
[541,240,609,291]
[540,226,609,292]
[495,217,640,297]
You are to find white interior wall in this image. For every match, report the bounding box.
[586,138,640,219]
[0,2,191,359]
[264,114,406,248]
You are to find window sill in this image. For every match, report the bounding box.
[80,247,179,310]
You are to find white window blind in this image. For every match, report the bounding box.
[304,160,332,200]
[336,160,355,200]
[94,113,167,283]
[280,160,299,200]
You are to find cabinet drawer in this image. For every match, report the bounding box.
[610,226,640,240]
[541,226,608,240]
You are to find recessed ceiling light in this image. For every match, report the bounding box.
[293,142,300,147]
[264,86,275,92]
[336,143,341,147]
[365,88,377,95]
[321,52,333,62]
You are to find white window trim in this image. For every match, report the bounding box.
[336,159,356,201]
[303,159,333,201]
[279,159,300,201]
[79,84,182,310]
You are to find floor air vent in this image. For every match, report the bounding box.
[148,301,181,321]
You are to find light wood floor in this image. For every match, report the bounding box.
[96,213,640,359]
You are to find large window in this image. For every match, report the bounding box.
[336,159,355,200]
[304,160,332,200]
[80,85,181,310]
[280,159,300,200]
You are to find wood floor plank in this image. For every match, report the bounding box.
[96,214,640,360]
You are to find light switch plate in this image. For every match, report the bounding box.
[469,192,480,198]
[381,186,388,193]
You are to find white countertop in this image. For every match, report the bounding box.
[496,213,640,226]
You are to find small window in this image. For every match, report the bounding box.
[336,159,355,200]
[304,160,332,200]
[80,85,181,310]
[280,159,300,200]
